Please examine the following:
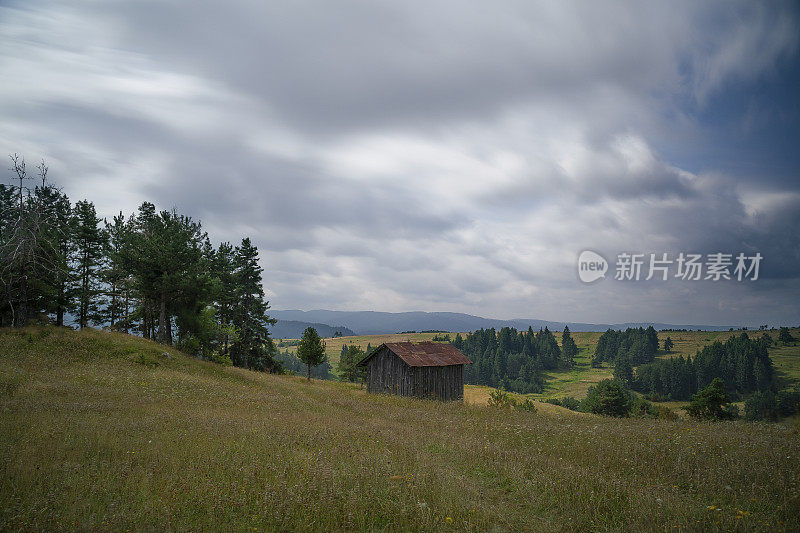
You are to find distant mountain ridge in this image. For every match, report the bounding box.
[270,320,355,339]
[269,309,737,336]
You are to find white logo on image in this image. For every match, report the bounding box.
[578,250,608,283]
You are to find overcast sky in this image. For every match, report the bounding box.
[2,1,799,326]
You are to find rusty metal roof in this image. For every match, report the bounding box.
[357,341,471,367]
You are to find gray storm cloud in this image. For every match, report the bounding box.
[1,0,798,326]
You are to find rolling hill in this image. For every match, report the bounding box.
[1,326,798,531]
[270,319,355,339]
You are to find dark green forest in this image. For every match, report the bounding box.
[0,155,280,371]
[453,326,576,393]
[591,326,775,401]
[592,326,660,368]
[631,333,774,401]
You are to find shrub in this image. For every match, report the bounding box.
[581,379,631,417]
[630,395,658,418]
[560,396,581,411]
[745,390,779,421]
[686,378,737,420]
[516,398,538,413]
[655,405,679,420]
[487,388,537,412]
[745,389,800,421]
[488,388,516,409]
[180,337,202,357]
[777,389,800,417]
[134,353,159,368]
[778,327,795,344]
[579,380,657,418]
[543,397,581,411]
[211,352,233,366]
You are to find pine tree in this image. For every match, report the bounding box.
[613,353,633,386]
[118,204,208,344]
[452,332,464,350]
[211,241,238,355]
[229,238,277,370]
[663,336,674,352]
[31,180,73,325]
[71,200,106,328]
[337,345,365,382]
[297,326,326,380]
[645,325,659,354]
[102,213,129,329]
[561,326,578,367]
[493,347,508,386]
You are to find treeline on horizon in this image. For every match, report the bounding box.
[0,155,281,372]
[452,326,579,393]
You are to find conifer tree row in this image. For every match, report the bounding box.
[0,155,279,371]
[453,326,570,393]
[631,332,774,401]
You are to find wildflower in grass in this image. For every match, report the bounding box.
[445,516,453,524]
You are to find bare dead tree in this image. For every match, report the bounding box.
[0,154,69,327]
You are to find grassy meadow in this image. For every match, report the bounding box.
[2,327,800,531]
[310,328,800,404]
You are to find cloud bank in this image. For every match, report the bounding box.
[1,0,799,325]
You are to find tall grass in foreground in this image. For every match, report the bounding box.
[1,327,799,531]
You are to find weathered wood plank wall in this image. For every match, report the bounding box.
[365,347,464,401]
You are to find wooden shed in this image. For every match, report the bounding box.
[356,341,471,401]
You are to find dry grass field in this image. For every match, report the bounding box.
[317,332,452,365]
[2,327,799,531]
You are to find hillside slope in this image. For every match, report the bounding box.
[1,327,798,531]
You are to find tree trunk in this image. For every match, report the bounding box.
[307,364,311,381]
[158,294,166,344]
[165,315,172,346]
[56,278,64,327]
[17,274,27,327]
[81,249,89,329]
[223,316,229,355]
[110,282,117,328]
[123,290,129,334]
